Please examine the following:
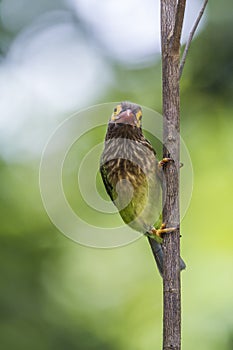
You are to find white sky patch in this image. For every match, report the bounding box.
[67,0,160,62]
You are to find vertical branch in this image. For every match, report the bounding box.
[161,1,185,349]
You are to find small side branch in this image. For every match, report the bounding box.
[179,0,208,79]
[171,0,186,53]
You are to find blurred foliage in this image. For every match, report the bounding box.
[0,1,233,350]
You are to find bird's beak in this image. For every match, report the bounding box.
[114,109,137,125]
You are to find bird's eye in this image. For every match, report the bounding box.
[113,105,122,115]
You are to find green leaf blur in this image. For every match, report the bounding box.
[0,1,232,349]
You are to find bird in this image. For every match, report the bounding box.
[100,101,186,276]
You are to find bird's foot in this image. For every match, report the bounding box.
[158,158,184,169]
[149,223,176,239]
[158,158,173,167]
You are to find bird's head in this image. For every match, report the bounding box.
[110,102,142,128]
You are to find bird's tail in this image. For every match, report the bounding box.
[147,236,186,277]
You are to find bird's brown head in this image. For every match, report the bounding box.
[110,102,142,128]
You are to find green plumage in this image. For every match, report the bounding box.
[100,102,162,237]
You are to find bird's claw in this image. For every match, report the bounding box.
[149,223,176,238]
[159,158,184,169]
[158,158,173,167]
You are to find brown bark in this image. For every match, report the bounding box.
[160,1,185,349]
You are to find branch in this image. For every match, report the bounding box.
[160,0,185,349]
[179,0,208,79]
[171,0,187,53]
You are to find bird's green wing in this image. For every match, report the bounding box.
[100,164,115,202]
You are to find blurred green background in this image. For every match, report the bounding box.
[0,0,233,349]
